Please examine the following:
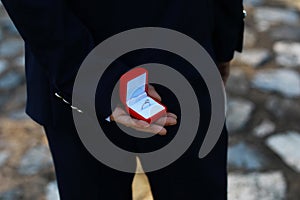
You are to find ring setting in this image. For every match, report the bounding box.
[141,99,151,110]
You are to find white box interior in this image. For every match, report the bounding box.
[126,72,165,119]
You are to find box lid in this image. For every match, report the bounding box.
[120,68,148,105]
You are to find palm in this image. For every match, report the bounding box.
[111,85,177,135]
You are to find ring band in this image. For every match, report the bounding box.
[141,99,151,110]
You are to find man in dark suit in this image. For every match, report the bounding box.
[2,0,244,199]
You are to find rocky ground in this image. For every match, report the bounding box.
[0,0,300,199]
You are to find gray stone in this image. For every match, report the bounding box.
[235,49,270,67]
[0,94,9,107]
[0,38,23,58]
[0,17,10,26]
[46,181,60,200]
[0,17,19,35]
[0,59,8,75]
[271,26,300,41]
[244,27,257,48]
[5,23,19,35]
[254,7,299,31]
[0,151,10,167]
[0,28,3,41]
[266,96,300,119]
[274,41,300,68]
[226,98,255,132]
[4,86,27,111]
[14,56,25,68]
[9,109,29,120]
[228,142,265,170]
[226,68,249,94]
[253,120,275,137]
[228,172,286,200]
[0,188,22,200]
[0,71,23,91]
[244,0,264,7]
[266,131,300,172]
[18,145,53,175]
[252,69,300,97]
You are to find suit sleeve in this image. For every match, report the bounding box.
[1,0,94,104]
[213,0,245,62]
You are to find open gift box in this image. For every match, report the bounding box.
[120,68,167,123]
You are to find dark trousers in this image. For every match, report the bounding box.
[43,84,228,200]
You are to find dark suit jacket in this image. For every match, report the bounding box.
[2,0,244,126]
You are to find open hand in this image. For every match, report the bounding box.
[110,84,177,135]
[217,61,230,84]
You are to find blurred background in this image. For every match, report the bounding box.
[0,0,300,199]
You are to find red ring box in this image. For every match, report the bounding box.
[120,67,167,123]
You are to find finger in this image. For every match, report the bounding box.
[111,106,127,118]
[113,114,134,127]
[132,118,150,128]
[155,116,177,126]
[148,84,162,101]
[111,107,128,123]
[134,124,167,135]
[120,116,150,128]
[161,112,177,119]
[166,112,177,119]
[112,109,147,128]
[112,104,167,134]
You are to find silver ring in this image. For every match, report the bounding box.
[141,99,151,110]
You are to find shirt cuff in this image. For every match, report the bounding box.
[105,115,112,122]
